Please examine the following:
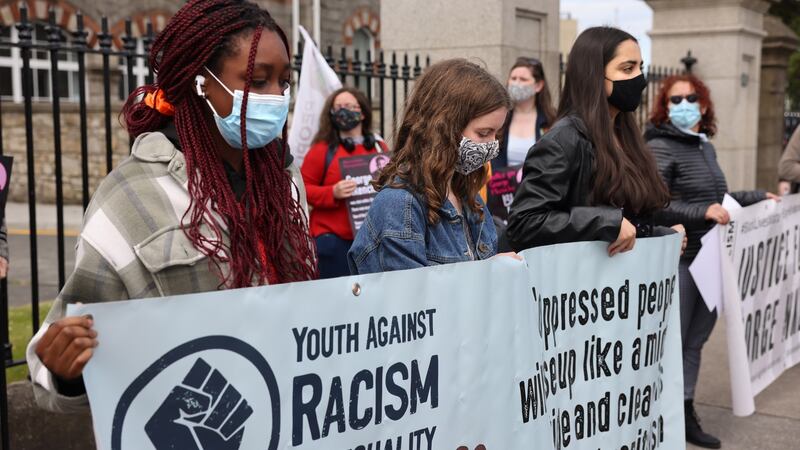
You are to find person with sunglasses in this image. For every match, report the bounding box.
[645,73,777,449]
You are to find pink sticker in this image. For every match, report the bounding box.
[369,154,391,175]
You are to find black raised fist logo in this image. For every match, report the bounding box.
[145,358,254,450]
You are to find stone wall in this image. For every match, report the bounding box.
[757,15,798,191]
[1,103,130,205]
[5,381,95,450]
[1,53,133,205]
[382,0,560,85]
[380,0,560,143]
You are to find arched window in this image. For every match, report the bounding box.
[353,27,374,60]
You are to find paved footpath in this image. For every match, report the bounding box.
[4,202,81,308]
[690,319,799,450]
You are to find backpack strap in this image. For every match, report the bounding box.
[321,142,338,185]
[373,133,387,153]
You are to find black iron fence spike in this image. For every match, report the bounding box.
[99,17,112,51]
[47,8,62,45]
[17,5,32,44]
[73,11,87,46]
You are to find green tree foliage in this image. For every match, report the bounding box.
[769,0,800,109]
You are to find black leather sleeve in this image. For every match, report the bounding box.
[506,134,623,251]
[730,190,767,207]
[649,140,710,229]
[650,225,677,237]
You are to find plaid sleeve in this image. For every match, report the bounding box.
[26,238,128,413]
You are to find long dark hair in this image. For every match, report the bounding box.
[509,57,556,127]
[375,59,511,225]
[312,87,374,145]
[559,26,669,214]
[650,74,717,137]
[121,0,317,287]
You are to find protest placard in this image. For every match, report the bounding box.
[339,153,391,233]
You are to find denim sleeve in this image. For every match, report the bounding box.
[478,197,499,256]
[348,188,428,274]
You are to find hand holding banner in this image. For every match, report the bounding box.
[71,236,685,449]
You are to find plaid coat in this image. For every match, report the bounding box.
[0,219,7,261]
[26,131,310,412]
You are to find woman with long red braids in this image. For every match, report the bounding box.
[26,0,317,412]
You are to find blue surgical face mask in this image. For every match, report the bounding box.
[201,67,290,149]
[668,100,702,131]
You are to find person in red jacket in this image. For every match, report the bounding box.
[301,87,387,278]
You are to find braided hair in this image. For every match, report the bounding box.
[121,0,318,287]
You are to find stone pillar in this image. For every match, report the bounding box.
[646,0,773,191]
[757,16,798,191]
[380,0,560,97]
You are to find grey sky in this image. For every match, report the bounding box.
[560,0,653,66]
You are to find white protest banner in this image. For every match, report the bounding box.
[71,235,684,450]
[719,194,800,416]
[520,235,684,450]
[287,26,342,165]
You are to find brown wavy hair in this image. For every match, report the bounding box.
[649,74,717,137]
[375,59,511,225]
[509,57,557,127]
[312,86,374,145]
[559,26,669,214]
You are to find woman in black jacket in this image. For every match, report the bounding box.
[507,27,681,256]
[646,73,776,449]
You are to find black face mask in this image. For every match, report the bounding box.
[331,108,362,131]
[606,73,647,112]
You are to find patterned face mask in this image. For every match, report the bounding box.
[507,84,536,103]
[455,136,500,175]
[331,108,362,131]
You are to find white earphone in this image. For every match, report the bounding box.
[195,74,206,98]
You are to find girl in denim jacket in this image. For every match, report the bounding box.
[348,59,514,274]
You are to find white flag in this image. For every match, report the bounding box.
[288,26,343,165]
